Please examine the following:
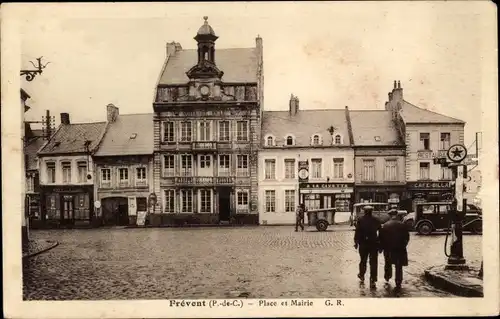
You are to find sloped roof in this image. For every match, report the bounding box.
[349,110,403,146]
[158,48,258,85]
[400,100,464,124]
[38,122,107,155]
[262,109,351,146]
[94,113,154,156]
[24,136,46,170]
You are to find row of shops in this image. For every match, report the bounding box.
[27,181,454,228]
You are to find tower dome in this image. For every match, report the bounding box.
[197,16,216,37]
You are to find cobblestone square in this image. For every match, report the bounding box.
[23,226,482,300]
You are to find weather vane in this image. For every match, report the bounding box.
[20,56,50,81]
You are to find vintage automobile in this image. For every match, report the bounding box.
[411,202,482,235]
[351,202,408,226]
[307,208,337,231]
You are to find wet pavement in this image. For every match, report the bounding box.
[23,226,482,300]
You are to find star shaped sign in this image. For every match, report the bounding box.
[447,144,467,162]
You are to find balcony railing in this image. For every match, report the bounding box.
[174,176,235,186]
[192,141,217,151]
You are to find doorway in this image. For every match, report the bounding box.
[102,197,129,226]
[61,195,74,225]
[218,187,231,221]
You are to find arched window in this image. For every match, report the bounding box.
[313,135,320,146]
[266,136,274,146]
[335,135,341,144]
[286,136,294,146]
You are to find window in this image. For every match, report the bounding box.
[333,158,344,179]
[236,121,248,141]
[237,191,249,207]
[101,168,111,186]
[237,155,248,176]
[440,166,452,180]
[265,190,276,213]
[218,155,230,176]
[265,159,276,180]
[312,135,321,146]
[311,159,322,178]
[200,155,211,168]
[62,162,71,184]
[384,159,398,181]
[335,199,350,212]
[419,162,430,180]
[286,136,294,146]
[334,135,341,144]
[440,133,451,150]
[305,193,320,210]
[266,136,274,146]
[119,168,129,183]
[180,121,192,142]
[199,121,211,141]
[136,167,147,185]
[46,162,56,183]
[26,176,34,192]
[164,189,175,213]
[200,189,211,213]
[181,189,193,213]
[284,159,295,179]
[362,159,375,181]
[420,133,430,150]
[219,121,230,141]
[181,155,193,176]
[285,190,295,212]
[77,162,88,183]
[163,121,175,142]
[163,155,175,176]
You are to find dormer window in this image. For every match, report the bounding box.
[266,136,275,146]
[374,136,381,142]
[312,134,321,146]
[285,135,295,146]
[334,134,342,144]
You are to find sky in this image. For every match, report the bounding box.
[20,2,491,148]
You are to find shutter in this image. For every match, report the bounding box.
[160,121,164,143]
[55,194,61,219]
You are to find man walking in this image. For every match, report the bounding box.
[354,205,381,288]
[295,204,306,232]
[379,208,410,290]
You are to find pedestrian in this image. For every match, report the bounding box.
[295,204,306,232]
[379,208,410,290]
[354,205,381,288]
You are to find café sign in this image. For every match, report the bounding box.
[303,183,353,189]
[408,181,452,189]
[417,150,447,159]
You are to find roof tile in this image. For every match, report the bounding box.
[349,110,403,146]
[401,100,464,124]
[38,122,107,155]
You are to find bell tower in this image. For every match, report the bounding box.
[186,16,224,80]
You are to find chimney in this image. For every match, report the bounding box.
[166,41,182,57]
[256,35,263,57]
[106,103,119,123]
[392,80,403,101]
[289,94,299,116]
[60,113,70,125]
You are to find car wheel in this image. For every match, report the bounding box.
[405,219,415,230]
[316,220,328,232]
[417,221,433,235]
[470,221,482,234]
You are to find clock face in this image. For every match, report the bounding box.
[200,85,210,96]
[298,168,309,179]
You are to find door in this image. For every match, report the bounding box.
[435,204,450,229]
[61,195,74,225]
[218,187,231,221]
[322,195,333,209]
[198,155,212,177]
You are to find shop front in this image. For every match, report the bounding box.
[40,185,94,228]
[97,190,149,226]
[406,181,454,212]
[299,182,354,213]
[354,184,407,207]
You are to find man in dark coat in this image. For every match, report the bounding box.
[354,205,381,287]
[295,204,306,232]
[379,208,410,290]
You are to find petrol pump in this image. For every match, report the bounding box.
[436,144,470,269]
